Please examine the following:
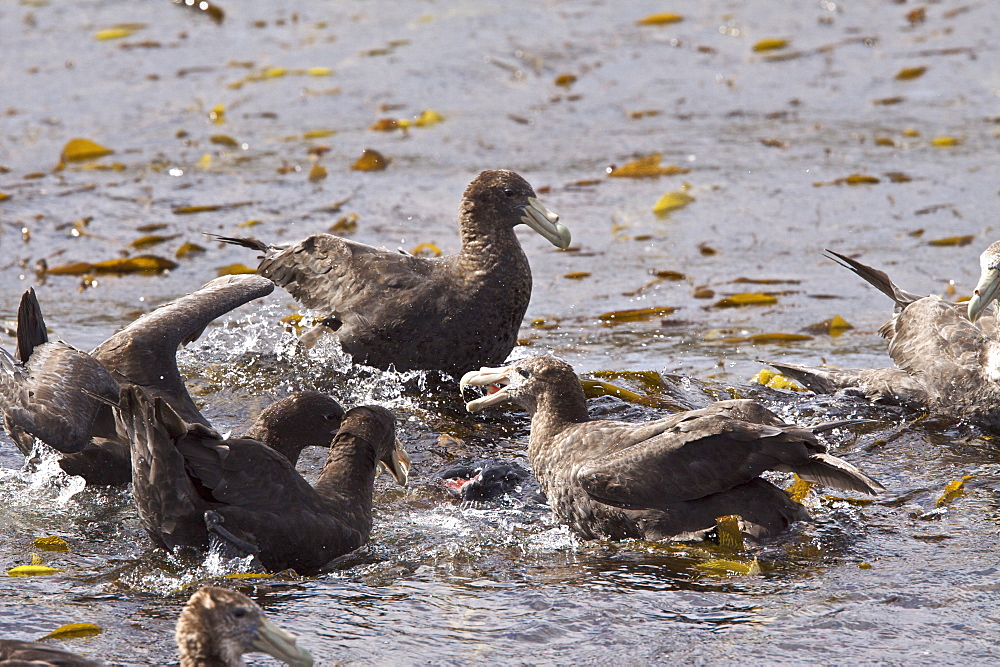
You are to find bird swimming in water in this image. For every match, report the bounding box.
[109,384,409,573]
[210,169,571,374]
[461,356,883,542]
[0,275,285,485]
[768,246,1000,427]
[0,585,313,666]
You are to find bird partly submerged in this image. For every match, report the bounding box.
[461,356,883,542]
[0,585,313,666]
[210,169,572,374]
[768,246,1000,427]
[0,275,292,485]
[108,384,409,573]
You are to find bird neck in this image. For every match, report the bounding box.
[313,436,378,513]
[242,423,304,466]
[457,207,529,275]
[528,387,591,438]
[177,624,241,667]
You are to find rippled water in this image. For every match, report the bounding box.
[2,1,1000,664]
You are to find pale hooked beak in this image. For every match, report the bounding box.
[521,197,571,249]
[459,366,514,412]
[252,615,314,667]
[969,267,1000,322]
[378,439,411,486]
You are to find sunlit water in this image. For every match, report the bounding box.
[2,1,1000,664]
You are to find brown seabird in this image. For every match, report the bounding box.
[0,275,297,485]
[0,585,313,666]
[111,385,409,573]
[461,356,883,542]
[768,246,1000,427]
[211,169,571,374]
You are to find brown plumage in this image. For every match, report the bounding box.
[768,246,1000,427]
[210,169,571,374]
[462,356,883,542]
[113,385,409,573]
[1,275,275,484]
[0,585,313,666]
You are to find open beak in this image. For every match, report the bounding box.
[460,366,514,412]
[968,267,1000,322]
[521,197,571,249]
[252,615,314,667]
[378,439,411,486]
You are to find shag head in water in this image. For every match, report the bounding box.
[462,356,883,542]
[210,169,571,373]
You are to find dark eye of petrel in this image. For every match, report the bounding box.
[503,188,515,197]
[231,608,249,619]
[516,368,531,378]
[324,413,338,421]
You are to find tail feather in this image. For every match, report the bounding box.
[793,453,885,495]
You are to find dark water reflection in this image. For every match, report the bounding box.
[3,0,1000,664]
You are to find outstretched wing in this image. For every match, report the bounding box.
[92,274,274,425]
[257,234,445,323]
[0,342,119,455]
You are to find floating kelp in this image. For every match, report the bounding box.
[750,368,806,392]
[409,242,441,257]
[40,623,102,640]
[46,255,177,275]
[170,0,224,23]
[895,66,928,80]
[94,24,145,40]
[753,38,789,52]
[813,173,880,186]
[636,13,683,25]
[216,263,257,276]
[928,235,974,247]
[60,138,113,163]
[785,474,815,503]
[803,315,853,335]
[555,73,577,87]
[608,154,690,178]
[714,514,745,551]
[592,369,664,394]
[937,475,973,506]
[308,164,327,181]
[652,185,694,215]
[172,201,254,214]
[175,242,206,258]
[695,557,761,577]
[598,306,675,323]
[581,379,649,405]
[713,293,778,308]
[722,332,813,344]
[131,234,179,249]
[209,134,239,147]
[33,536,69,552]
[351,149,390,171]
[564,271,590,280]
[930,136,959,147]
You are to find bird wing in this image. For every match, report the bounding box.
[257,234,445,320]
[115,386,214,549]
[825,249,925,309]
[92,275,274,425]
[576,413,808,508]
[176,435,320,510]
[15,287,48,363]
[0,342,119,454]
